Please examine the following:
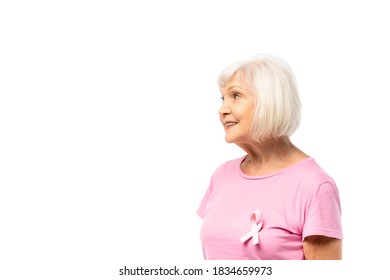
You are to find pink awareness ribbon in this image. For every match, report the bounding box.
[239,209,263,245]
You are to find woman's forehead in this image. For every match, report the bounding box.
[222,73,250,88]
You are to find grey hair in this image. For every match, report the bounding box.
[217,53,301,142]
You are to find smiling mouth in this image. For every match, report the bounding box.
[225,121,238,127]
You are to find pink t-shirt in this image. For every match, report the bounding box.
[197,156,342,260]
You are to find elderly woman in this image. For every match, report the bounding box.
[197,54,342,260]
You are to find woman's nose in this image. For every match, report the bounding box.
[219,101,231,117]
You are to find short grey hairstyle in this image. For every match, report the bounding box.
[217,53,301,142]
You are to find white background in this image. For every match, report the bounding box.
[1,0,389,279]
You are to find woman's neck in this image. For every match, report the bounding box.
[237,136,309,176]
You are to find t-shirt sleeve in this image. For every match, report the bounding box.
[196,179,213,219]
[302,181,343,240]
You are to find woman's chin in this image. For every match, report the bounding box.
[224,136,236,144]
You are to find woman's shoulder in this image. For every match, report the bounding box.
[212,155,245,175]
[290,157,336,188]
[220,155,246,168]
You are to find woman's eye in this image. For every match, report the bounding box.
[233,93,239,99]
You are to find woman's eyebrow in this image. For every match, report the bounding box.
[225,85,244,91]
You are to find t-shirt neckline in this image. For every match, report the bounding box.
[238,155,313,180]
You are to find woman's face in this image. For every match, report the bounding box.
[219,74,255,144]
